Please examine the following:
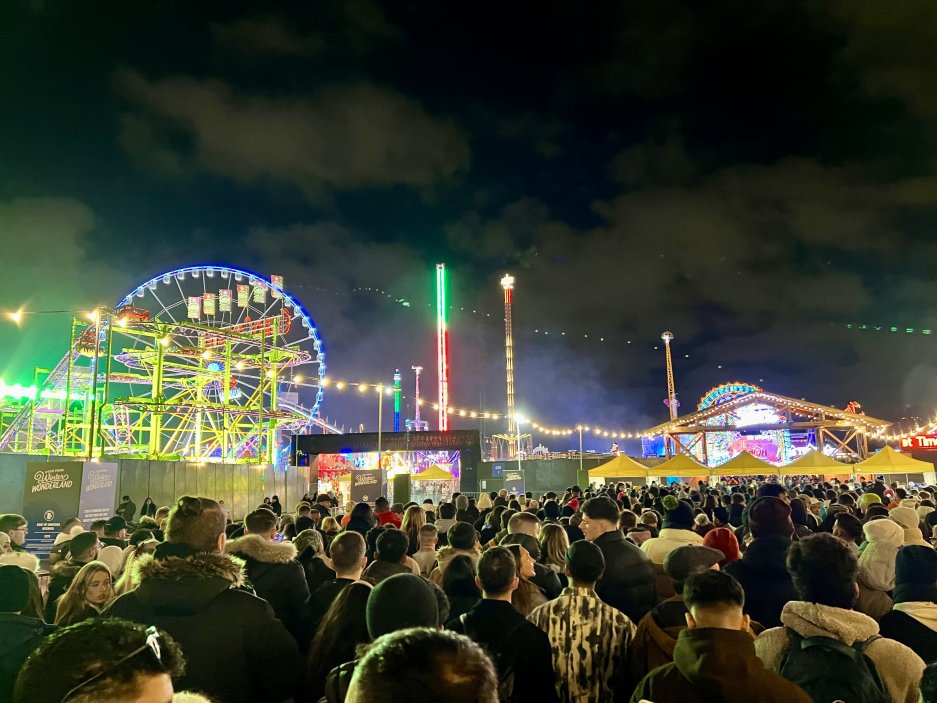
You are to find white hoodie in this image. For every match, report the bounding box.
[858,519,903,591]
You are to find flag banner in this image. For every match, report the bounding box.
[253,284,266,304]
[187,296,201,320]
[203,293,216,315]
[23,462,83,557]
[271,275,284,299]
[78,462,118,528]
[219,289,232,312]
[237,284,249,308]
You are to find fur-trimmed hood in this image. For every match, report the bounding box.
[124,551,247,615]
[225,534,298,564]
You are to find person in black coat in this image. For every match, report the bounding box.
[879,545,937,663]
[580,496,657,623]
[106,496,302,703]
[225,508,310,646]
[0,565,57,702]
[448,547,559,703]
[723,496,798,628]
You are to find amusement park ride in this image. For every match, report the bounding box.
[0,266,338,465]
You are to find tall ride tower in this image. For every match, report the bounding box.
[393,369,401,432]
[662,330,679,420]
[406,365,429,432]
[501,274,517,457]
[436,264,449,431]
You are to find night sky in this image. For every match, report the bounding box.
[3,1,937,451]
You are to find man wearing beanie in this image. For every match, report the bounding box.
[628,545,727,686]
[528,541,635,703]
[724,496,797,628]
[702,527,741,567]
[0,564,57,701]
[640,496,704,600]
[879,546,937,662]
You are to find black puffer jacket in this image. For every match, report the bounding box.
[592,529,657,623]
[45,559,88,622]
[0,613,56,701]
[106,550,302,703]
[225,534,310,644]
[723,535,797,628]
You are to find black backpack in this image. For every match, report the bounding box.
[459,613,525,703]
[779,628,889,703]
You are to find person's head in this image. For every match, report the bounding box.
[350,502,376,527]
[505,544,536,580]
[244,507,278,539]
[538,523,570,567]
[858,492,883,514]
[447,522,478,551]
[70,531,102,563]
[321,516,340,533]
[347,628,497,703]
[0,514,28,546]
[747,496,794,539]
[661,496,695,530]
[683,570,749,631]
[154,507,170,527]
[543,499,561,521]
[56,561,113,625]
[619,509,638,530]
[476,546,518,598]
[0,564,32,613]
[366,574,439,639]
[121,495,130,504]
[894,545,937,604]
[329,531,368,576]
[664,545,724,591]
[15,618,184,703]
[702,528,740,567]
[294,528,325,557]
[89,519,108,537]
[832,512,863,545]
[507,511,540,538]
[565,540,605,587]
[438,502,456,520]
[165,496,226,552]
[375,497,390,513]
[787,533,858,609]
[401,505,425,533]
[375,529,409,564]
[442,554,482,600]
[455,495,469,512]
[60,517,82,535]
[580,496,620,541]
[418,523,438,549]
[104,516,128,539]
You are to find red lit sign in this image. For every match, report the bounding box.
[900,435,937,451]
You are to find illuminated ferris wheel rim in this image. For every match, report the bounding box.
[115,263,327,403]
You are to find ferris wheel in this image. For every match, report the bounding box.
[0,264,334,463]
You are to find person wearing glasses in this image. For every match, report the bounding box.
[54,561,114,627]
[14,617,183,703]
[0,514,29,553]
[107,495,304,703]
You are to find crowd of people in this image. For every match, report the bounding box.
[3,477,937,701]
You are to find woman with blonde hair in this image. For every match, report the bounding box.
[55,561,113,626]
[538,522,569,585]
[320,516,341,555]
[400,505,425,556]
[114,539,159,595]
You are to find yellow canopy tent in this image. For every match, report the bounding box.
[779,449,853,476]
[413,464,455,480]
[853,446,935,475]
[714,450,778,476]
[588,455,649,479]
[646,452,710,478]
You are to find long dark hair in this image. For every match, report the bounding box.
[307,581,372,696]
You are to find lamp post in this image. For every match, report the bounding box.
[577,425,584,474]
[516,417,528,475]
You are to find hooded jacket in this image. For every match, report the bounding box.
[858,518,903,591]
[755,601,925,703]
[592,529,657,623]
[225,534,310,643]
[631,627,811,703]
[889,507,931,546]
[880,603,937,663]
[640,527,704,564]
[723,535,797,628]
[628,596,689,686]
[107,550,303,703]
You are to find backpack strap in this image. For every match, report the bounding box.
[459,612,476,641]
[799,635,864,660]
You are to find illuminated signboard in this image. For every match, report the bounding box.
[900,435,937,451]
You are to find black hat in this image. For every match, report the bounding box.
[366,574,439,639]
[0,564,31,613]
[894,545,937,604]
[500,533,541,560]
[105,516,127,532]
[713,507,729,524]
[663,545,724,586]
[661,496,695,531]
[566,540,605,582]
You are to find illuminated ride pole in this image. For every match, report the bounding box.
[412,365,423,425]
[436,264,449,431]
[393,369,401,432]
[662,331,679,457]
[501,274,516,458]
